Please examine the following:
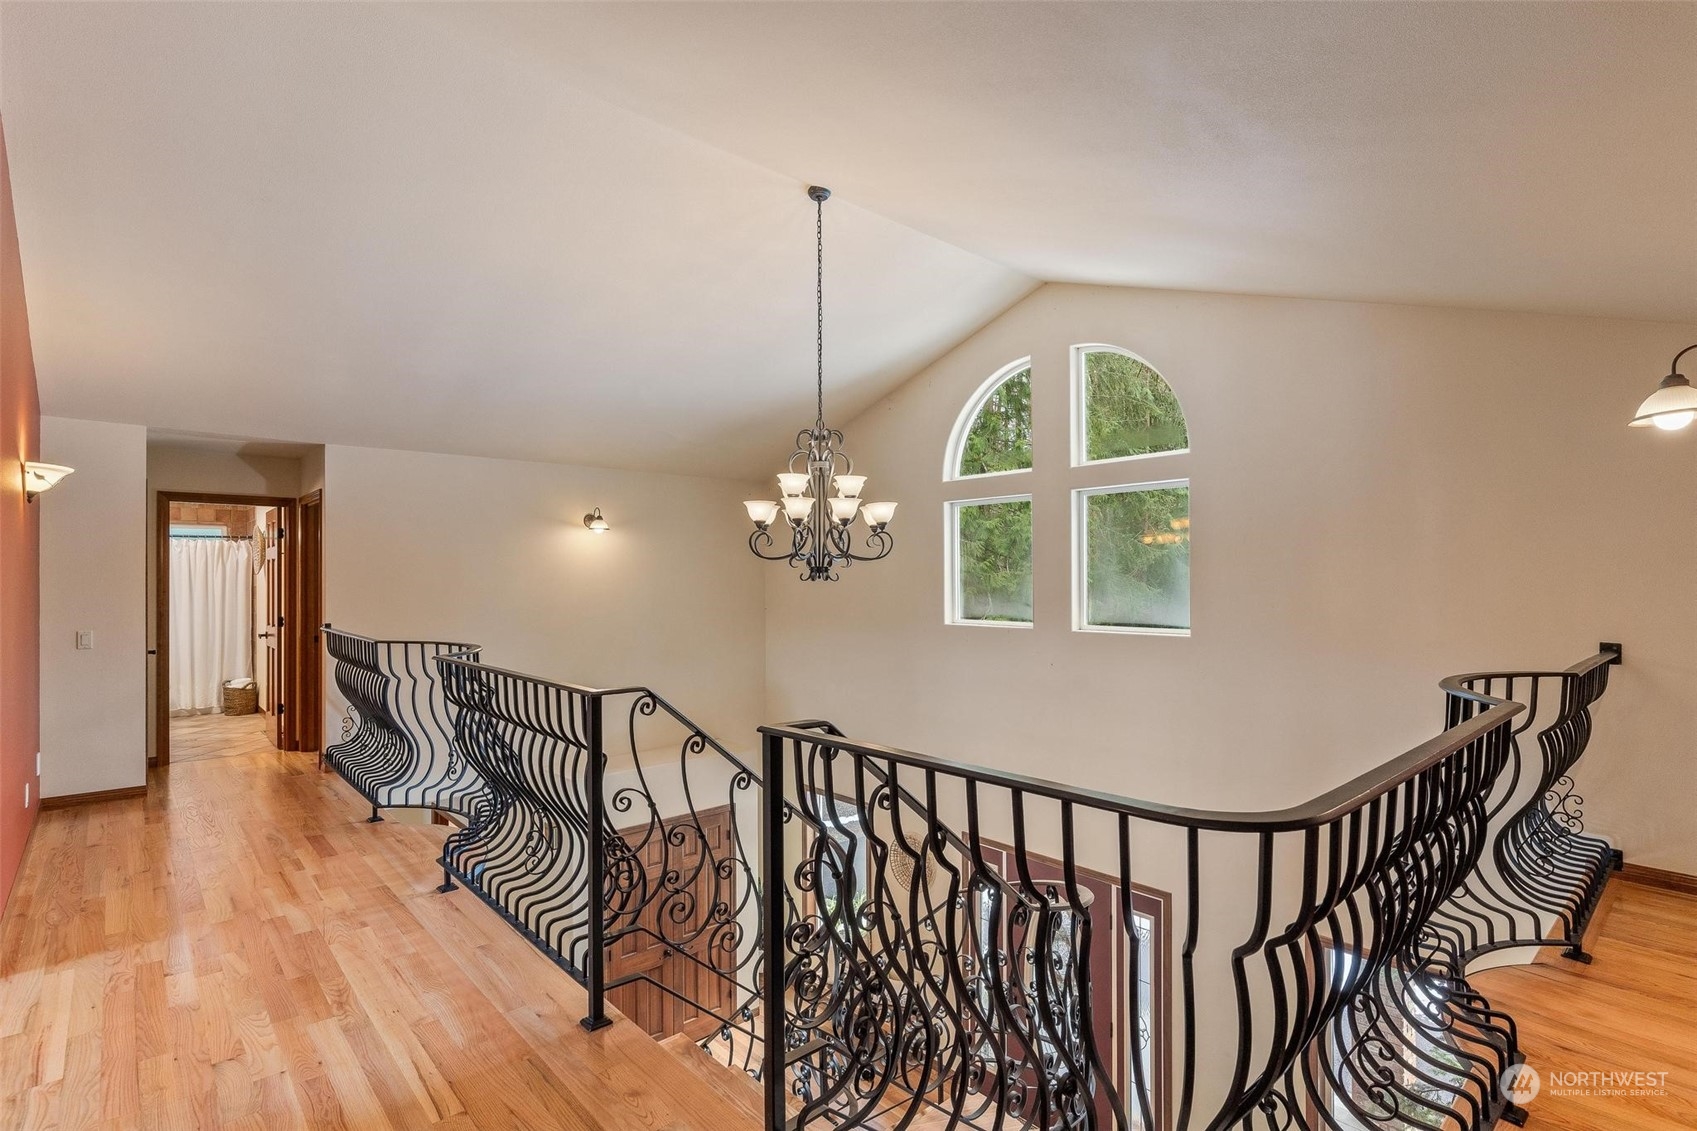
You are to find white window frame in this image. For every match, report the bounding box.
[1072,479,1191,636]
[1070,343,1190,469]
[944,356,1035,482]
[945,493,1035,629]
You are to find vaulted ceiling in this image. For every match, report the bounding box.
[3,2,1692,477]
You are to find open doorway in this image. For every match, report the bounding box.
[153,491,322,766]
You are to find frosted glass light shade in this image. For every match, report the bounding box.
[832,474,866,499]
[828,497,860,524]
[744,500,780,526]
[861,501,897,527]
[22,462,74,499]
[782,496,815,522]
[1629,375,1697,429]
[777,473,811,496]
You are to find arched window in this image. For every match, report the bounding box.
[1074,345,1188,465]
[946,358,1033,480]
[942,346,1192,634]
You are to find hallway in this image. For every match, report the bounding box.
[0,747,754,1130]
[169,712,273,763]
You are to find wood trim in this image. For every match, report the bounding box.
[295,490,323,754]
[41,784,147,810]
[1620,862,1697,897]
[155,490,299,765]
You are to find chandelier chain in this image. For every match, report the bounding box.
[816,193,824,426]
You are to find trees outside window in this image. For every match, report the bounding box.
[949,497,1033,625]
[1078,346,1188,463]
[958,365,1032,477]
[1076,483,1190,632]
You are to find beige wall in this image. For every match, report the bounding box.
[39,416,148,798]
[146,445,304,499]
[322,444,767,756]
[765,284,1697,872]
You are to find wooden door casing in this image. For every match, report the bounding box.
[154,491,300,765]
[261,507,284,749]
[296,491,323,754]
[607,806,737,1039]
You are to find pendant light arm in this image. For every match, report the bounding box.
[1668,343,1697,378]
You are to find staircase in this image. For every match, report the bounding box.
[658,1033,769,1125]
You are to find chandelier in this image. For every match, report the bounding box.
[744,186,896,581]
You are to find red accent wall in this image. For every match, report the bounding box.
[0,114,42,910]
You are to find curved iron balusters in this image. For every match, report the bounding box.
[322,629,483,821]
[428,658,784,1037]
[433,657,603,982]
[755,644,1622,1131]
[1427,647,1623,968]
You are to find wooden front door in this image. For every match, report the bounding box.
[607,806,737,1038]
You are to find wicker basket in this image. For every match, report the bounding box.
[222,682,259,716]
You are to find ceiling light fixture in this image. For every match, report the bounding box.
[22,461,74,502]
[744,186,896,581]
[1628,344,1697,431]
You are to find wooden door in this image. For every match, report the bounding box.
[977,842,1160,1120]
[607,807,737,1038]
[296,492,322,753]
[259,507,285,748]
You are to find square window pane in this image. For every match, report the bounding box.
[1082,486,1189,630]
[1083,350,1187,462]
[954,499,1032,624]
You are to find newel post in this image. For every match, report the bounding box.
[761,730,788,1130]
[580,693,612,1031]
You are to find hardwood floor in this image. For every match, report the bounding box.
[2,726,1690,1131]
[1470,879,1697,1131]
[0,744,756,1130]
[169,712,274,763]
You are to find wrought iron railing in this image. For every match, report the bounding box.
[751,645,1623,1131]
[318,632,1623,1131]
[1428,645,1623,967]
[322,627,483,822]
[431,656,766,1035]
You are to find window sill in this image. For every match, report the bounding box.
[946,618,1035,630]
[1073,625,1190,637]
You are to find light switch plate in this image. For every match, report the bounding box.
[75,630,93,650]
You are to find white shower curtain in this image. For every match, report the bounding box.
[169,538,254,715]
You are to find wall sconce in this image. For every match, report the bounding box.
[1628,344,1697,431]
[22,462,74,502]
[583,507,610,534]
